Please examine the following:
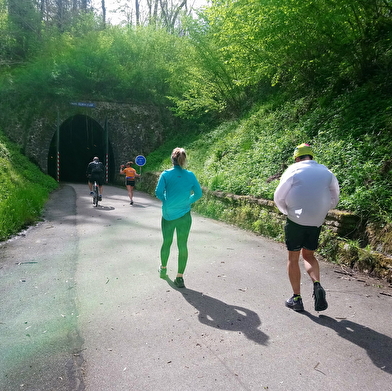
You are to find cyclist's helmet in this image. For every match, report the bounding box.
[293,143,314,159]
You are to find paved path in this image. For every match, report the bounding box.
[1,183,391,391]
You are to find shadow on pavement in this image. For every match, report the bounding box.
[165,277,269,346]
[93,205,115,211]
[302,311,392,374]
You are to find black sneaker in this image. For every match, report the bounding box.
[130,200,133,205]
[174,277,185,288]
[285,295,304,311]
[313,283,328,311]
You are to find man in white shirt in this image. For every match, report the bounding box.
[274,143,340,312]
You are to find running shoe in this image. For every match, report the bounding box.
[130,200,134,205]
[98,195,102,201]
[285,295,304,311]
[313,282,328,311]
[174,277,185,288]
[159,266,167,279]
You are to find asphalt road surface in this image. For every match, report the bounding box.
[1,183,391,391]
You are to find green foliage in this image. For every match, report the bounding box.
[166,16,246,118]
[0,130,58,241]
[1,0,392,238]
[140,128,201,173]
[145,81,392,225]
[167,0,392,118]
[2,0,391,121]
[185,98,311,197]
[0,25,183,109]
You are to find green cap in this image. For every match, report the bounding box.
[293,143,314,159]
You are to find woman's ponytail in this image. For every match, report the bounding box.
[171,147,187,167]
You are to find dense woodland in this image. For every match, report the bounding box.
[1,0,392,234]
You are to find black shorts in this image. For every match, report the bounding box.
[126,179,135,186]
[88,175,104,186]
[284,218,322,252]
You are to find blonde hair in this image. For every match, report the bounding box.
[171,147,187,167]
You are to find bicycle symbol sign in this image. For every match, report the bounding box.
[135,155,146,166]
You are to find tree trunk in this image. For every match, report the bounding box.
[135,0,140,26]
[101,0,106,25]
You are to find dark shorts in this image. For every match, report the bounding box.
[284,218,322,252]
[88,175,104,186]
[126,180,135,186]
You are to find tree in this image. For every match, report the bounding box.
[6,0,41,60]
[168,0,392,119]
[100,0,106,25]
[103,0,194,30]
[159,0,187,31]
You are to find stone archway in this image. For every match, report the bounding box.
[47,114,114,182]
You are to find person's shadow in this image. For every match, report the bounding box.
[165,278,269,346]
[302,312,392,374]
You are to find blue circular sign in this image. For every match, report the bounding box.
[135,155,146,166]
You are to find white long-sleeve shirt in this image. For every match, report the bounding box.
[274,160,340,227]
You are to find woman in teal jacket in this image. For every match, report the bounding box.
[155,147,202,288]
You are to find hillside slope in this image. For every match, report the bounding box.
[146,86,392,223]
[140,87,392,282]
[0,130,58,241]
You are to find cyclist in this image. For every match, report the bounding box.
[119,161,140,205]
[86,156,105,200]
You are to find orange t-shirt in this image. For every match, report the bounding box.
[123,167,136,179]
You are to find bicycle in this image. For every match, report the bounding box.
[92,181,99,207]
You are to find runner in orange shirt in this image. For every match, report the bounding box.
[120,161,140,205]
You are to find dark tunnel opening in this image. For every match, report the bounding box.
[48,114,115,182]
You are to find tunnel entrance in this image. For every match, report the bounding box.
[48,114,114,182]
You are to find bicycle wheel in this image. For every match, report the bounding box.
[93,182,99,207]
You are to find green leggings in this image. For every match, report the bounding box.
[160,212,192,274]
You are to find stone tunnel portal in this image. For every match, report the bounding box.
[48,114,115,183]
